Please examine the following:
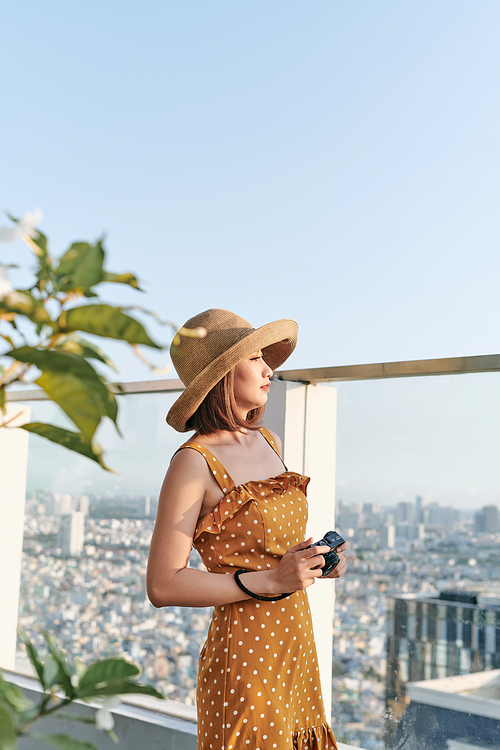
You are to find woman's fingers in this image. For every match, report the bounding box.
[336,541,351,553]
[277,538,350,589]
[288,537,314,553]
[304,544,330,559]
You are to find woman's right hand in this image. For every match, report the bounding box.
[268,537,330,594]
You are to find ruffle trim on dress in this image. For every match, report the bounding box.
[194,472,310,539]
[267,472,310,496]
[292,722,338,750]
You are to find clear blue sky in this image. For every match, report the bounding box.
[3,1,500,508]
[2,0,500,374]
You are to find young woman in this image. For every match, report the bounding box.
[147,308,349,750]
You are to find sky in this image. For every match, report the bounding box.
[2,1,500,508]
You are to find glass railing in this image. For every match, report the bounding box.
[14,366,500,749]
[16,390,211,706]
[330,371,500,750]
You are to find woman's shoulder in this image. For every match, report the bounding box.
[260,426,283,455]
[169,442,212,475]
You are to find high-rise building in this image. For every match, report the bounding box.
[386,590,500,736]
[48,492,74,516]
[475,505,499,534]
[380,524,395,549]
[393,669,500,749]
[414,495,430,524]
[336,500,362,530]
[57,511,85,557]
[78,495,90,515]
[395,523,424,544]
[396,502,414,524]
[426,502,461,528]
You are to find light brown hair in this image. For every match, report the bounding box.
[186,369,264,435]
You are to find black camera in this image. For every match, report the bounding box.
[310,530,346,576]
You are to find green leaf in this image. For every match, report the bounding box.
[55,242,105,297]
[27,733,99,750]
[30,230,54,291]
[31,229,49,258]
[62,305,162,349]
[54,335,118,372]
[43,655,60,690]
[0,700,17,750]
[43,633,75,700]
[0,673,34,715]
[19,631,45,688]
[0,291,51,325]
[8,347,118,431]
[0,385,5,415]
[9,346,104,387]
[83,681,163,699]
[102,271,143,290]
[35,371,102,440]
[77,659,139,694]
[20,423,112,471]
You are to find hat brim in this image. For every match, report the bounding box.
[166,319,298,432]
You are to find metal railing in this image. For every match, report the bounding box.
[7,352,500,402]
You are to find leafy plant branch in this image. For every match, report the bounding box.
[0,631,164,750]
[0,210,172,470]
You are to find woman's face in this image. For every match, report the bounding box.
[233,350,273,416]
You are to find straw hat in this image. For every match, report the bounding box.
[166,308,298,432]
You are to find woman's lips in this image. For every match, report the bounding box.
[261,384,270,391]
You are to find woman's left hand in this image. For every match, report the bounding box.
[323,540,350,579]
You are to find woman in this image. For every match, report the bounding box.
[147,308,349,750]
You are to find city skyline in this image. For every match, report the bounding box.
[19,485,500,750]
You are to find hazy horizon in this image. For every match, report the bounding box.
[23,371,500,512]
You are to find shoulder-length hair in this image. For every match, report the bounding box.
[186,368,264,435]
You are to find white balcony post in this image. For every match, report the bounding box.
[265,381,337,723]
[0,404,31,670]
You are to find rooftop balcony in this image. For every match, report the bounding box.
[3,352,500,750]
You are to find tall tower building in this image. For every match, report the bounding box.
[51,493,73,516]
[380,524,395,549]
[78,495,90,515]
[386,590,500,739]
[414,495,430,524]
[474,505,499,533]
[396,502,414,524]
[57,511,85,557]
[483,505,499,533]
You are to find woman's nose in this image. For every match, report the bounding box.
[263,361,273,378]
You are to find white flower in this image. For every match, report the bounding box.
[0,268,31,308]
[0,209,42,243]
[0,266,12,299]
[95,696,121,731]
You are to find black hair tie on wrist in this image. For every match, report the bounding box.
[234,569,294,602]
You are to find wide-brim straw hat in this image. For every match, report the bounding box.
[166,308,298,432]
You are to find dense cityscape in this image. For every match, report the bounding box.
[17,491,500,749]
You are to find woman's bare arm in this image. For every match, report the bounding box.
[146,448,247,607]
[146,448,328,608]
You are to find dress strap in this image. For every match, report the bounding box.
[174,442,236,495]
[258,427,288,470]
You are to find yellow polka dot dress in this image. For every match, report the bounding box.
[182,427,338,750]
